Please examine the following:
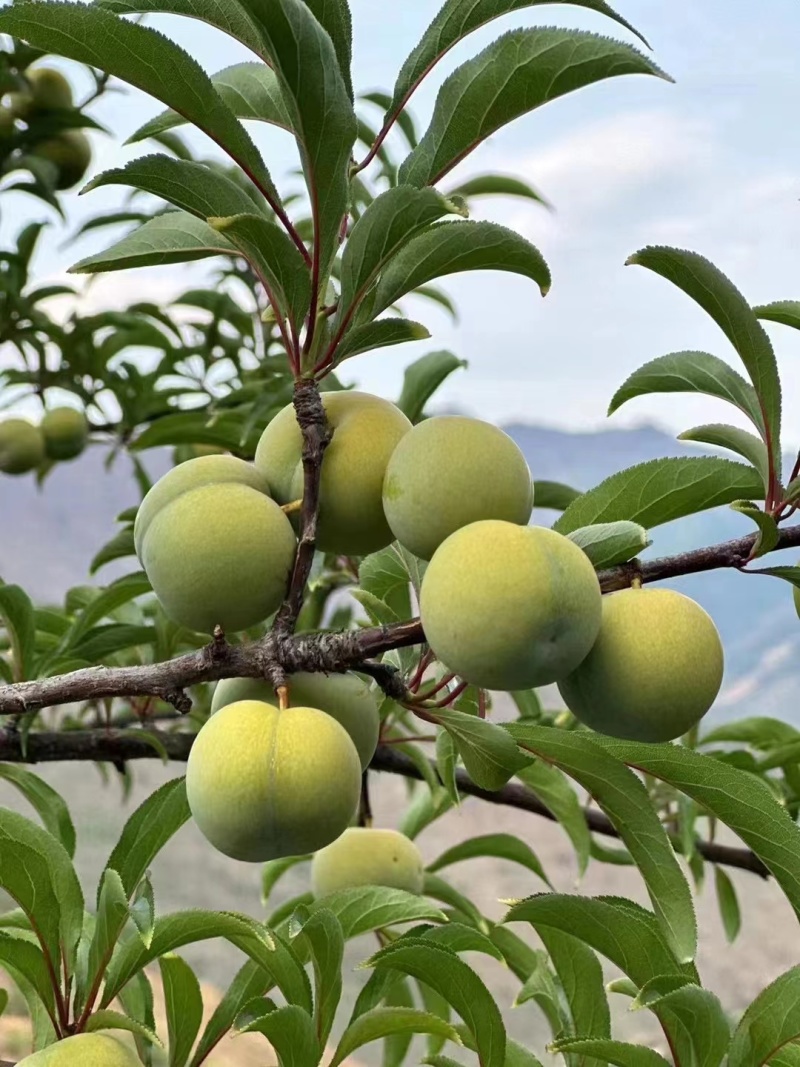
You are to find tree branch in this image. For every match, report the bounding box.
[0,524,798,715]
[0,730,768,878]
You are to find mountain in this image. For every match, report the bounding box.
[0,420,796,720]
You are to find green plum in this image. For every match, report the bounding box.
[558,586,724,743]
[141,482,296,634]
[18,1032,141,1065]
[32,129,91,189]
[311,827,424,898]
[383,415,534,559]
[0,418,45,475]
[419,520,602,691]
[211,671,380,770]
[255,390,411,555]
[41,406,88,461]
[186,699,362,861]
[134,454,270,560]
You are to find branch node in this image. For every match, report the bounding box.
[163,689,192,715]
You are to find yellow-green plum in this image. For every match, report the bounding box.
[211,671,379,770]
[311,827,424,898]
[134,454,270,560]
[25,67,74,112]
[186,699,361,861]
[41,406,88,461]
[382,415,534,560]
[141,482,295,634]
[557,587,724,743]
[0,418,45,475]
[18,1032,142,1065]
[255,391,412,555]
[419,520,602,691]
[32,129,91,189]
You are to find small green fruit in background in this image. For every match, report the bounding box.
[311,827,424,898]
[41,406,88,461]
[420,520,602,691]
[382,415,534,560]
[187,700,362,861]
[0,418,45,475]
[558,586,724,743]
[255,390,412,555]
[31,129,91,189]
[211,671,380,770]
[134,454,270,560]
[141,482,296,634]
[18,1032,142,1065]
[172,442,227,465]
[0,106,15,137]
[23,67,74,112]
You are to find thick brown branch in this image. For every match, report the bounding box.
[0,730,769,878]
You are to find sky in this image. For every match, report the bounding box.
[5,0,800,446]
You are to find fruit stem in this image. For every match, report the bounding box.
[276,685,290,711]
[281,499,303,515]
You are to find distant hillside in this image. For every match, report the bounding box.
[0,419,796,719]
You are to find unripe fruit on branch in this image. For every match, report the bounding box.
[0,418,45,475]
[211,671,380,770]
[383,415,534,560]
[558,586,724,743]
[187,700,362,861]
[311,827,424,898]
[20,67,74,114]
[41,406,88,460]
[134,454,271,560]
[255,391,411,555]
[32,129,91,189]
[420,521,602,691]
[18,1032,142,1065]
[141,483,296,634]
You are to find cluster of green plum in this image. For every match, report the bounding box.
[0,407,89,475]
[1,66,92,190]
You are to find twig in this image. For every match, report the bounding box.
[0,731,769,878]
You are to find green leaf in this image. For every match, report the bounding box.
[516,761,591,876]
[567,520,650,568]
[209,213,311,331]
[332,1007,461,1067]
[130,62,292,142]
[102,910,274,1006]
[554,457,765,534]
[0,932,57,1025]
[159,953,204,1067]
[0,2,278,202]
[413,283,459,320]
[754,299,800,330]
[81,869,131,1015]
[366,939,505,1067]
[90,528,136,575]
[239,1002,321,1067]
[303,0,353,99]
[509,725,697,964]
[512,948,566,1036]
[0,809,84,974]
[679,423,770,491]
[71,212,235,274]
[0,584,36,681]
[608,350,764,430]
[85,156,270,224]
[64,573,152,649]
[399,28,668,187]
[307,887,447,939]
[0,765,75,858]
[746,564,800,590]
[628,246,781,466]
[701,717,800,750]
[382,979,416,1067]
[397,349,467,423]
[340,186,463,316]
[533,480,582,511]
[428,833,550,888]
[103,777,190,900]
[549,1038,672,1067]
[117,970,157,1067]
[729,965,800,1067]
[590,737,800,921]
[445,173,549,207]
[433,708,531,791]
[729,500,779,558]
[70,624,157,661]
[390,0,649,120]
[423,873,489,932]
[130,876,155,949]
[371,221,550,317]
[336,318,431,363]
[632,982,730,1067]
[358,547,414,619]
[261,855,311,905]
[537,927,611,1054]
[436,730,460,805]
[85,1007,163,1048]
[190,961,270,1067]
[295,908,343,1047]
